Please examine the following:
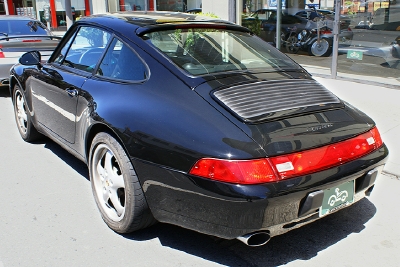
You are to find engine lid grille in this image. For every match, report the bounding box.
[212,79,342,122]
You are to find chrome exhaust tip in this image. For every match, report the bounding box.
[237,231,271,247]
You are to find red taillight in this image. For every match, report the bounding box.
[22,39,42,42]
[189,127,383,184]
[320,30,332,34]
[270,127,383,179]
[189,158,277,184]
[0,51,4,58]
[370,126,383,148]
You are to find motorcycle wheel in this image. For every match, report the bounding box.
[274,32,287,48]
[308,38,332,57]
[285,36,300,54]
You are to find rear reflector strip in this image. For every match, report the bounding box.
[189,127,383,184]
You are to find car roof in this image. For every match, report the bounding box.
[0,15,39,21]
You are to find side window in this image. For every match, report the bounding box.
[97,38,146,81]
[268,12,277,22]
[257,11,267,20]
[53,31,76,65]
[53,26,111,73]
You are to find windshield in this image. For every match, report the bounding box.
[0,20,50,36]
[143,28,301,76]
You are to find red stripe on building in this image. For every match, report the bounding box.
[50,0,57,28]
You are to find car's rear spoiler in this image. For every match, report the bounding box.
[136,22,252,36]
[0,35,62,41]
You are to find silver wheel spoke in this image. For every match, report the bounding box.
[16,96,27,122]
[104,150,114,174]
[110,170,124,190]
[109,191,124,216]
[102,187,110,203]
[96,159,106,181]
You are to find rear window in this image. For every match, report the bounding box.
[0,20,49,36]
[142,28,301,76]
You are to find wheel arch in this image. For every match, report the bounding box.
[84,122,128,166]
[9,76,23,101]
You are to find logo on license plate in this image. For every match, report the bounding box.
[320,181,354,216]
[328,188,349,207]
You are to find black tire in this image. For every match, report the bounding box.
[285,36,300,53]
[308,38,332,57]
[89,132,156,233]
[273,31,286,49]
[12,84,42,142]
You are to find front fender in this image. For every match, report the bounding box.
[9,64,25,96]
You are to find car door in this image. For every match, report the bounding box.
[30,25,111,144]
[68,37,149,157]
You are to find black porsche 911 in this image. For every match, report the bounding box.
[10,12,388,247]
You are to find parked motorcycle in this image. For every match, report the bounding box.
[284,18,333,57]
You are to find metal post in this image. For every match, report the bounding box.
[276,0,282,49]
[331,0,341,78]
[229,0,235,23]
[236,0,242,26]
[65,0,73,29]
[4,0,9,15]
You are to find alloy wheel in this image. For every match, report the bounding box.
[15,92,28,134]
[91,144,126,222]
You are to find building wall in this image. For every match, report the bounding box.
[91,0,106,13]
[35,0,85,11]
[187,0,201,9]
[202,0,230,20]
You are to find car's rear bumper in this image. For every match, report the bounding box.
[133,144,388,239]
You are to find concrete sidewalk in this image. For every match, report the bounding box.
[302,63,400,88]
[311,75,400,177]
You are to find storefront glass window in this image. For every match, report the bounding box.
[335,1,400,86]
[156,0,188,12]
[244,0,400,86]
[107,0,146,12]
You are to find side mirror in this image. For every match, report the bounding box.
[19,51,41,66]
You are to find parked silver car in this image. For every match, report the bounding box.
[0,16,61,86]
